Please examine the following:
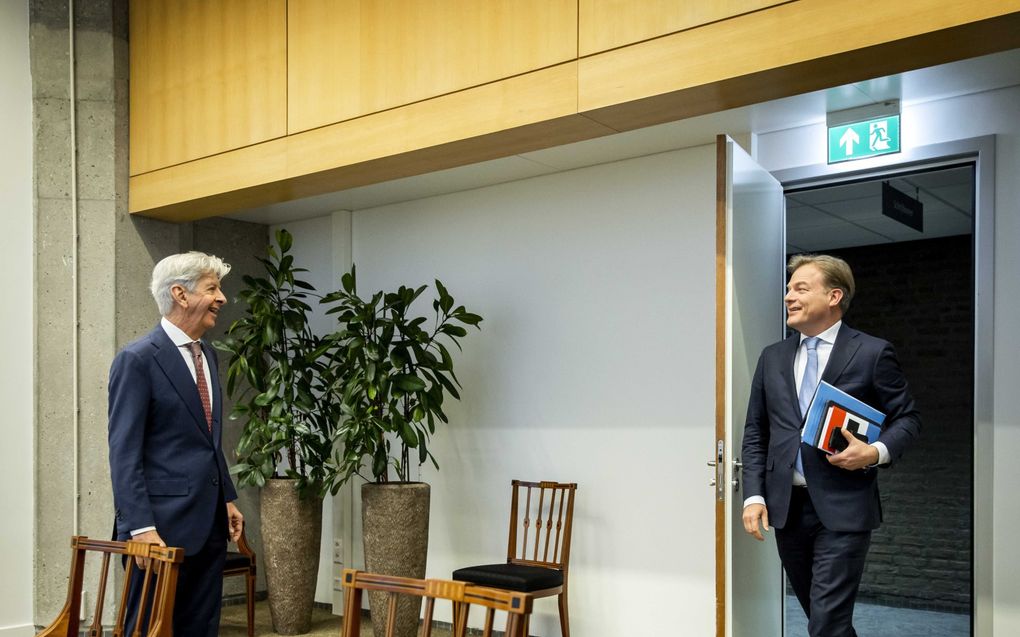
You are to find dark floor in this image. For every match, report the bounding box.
[785,595,971,637]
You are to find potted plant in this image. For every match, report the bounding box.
[215,229,336,635]
[321,266,481,637]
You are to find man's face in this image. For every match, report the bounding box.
[784,264,842,336]
[172,274,226,339]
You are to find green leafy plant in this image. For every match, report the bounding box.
[322,265,482,485]
[215,229,336,496]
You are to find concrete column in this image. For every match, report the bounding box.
[31,0,139,622]
[30,0,269,625]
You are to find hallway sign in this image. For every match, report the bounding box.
[828,115,900,163]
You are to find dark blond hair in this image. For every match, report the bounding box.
[787,254,855,314]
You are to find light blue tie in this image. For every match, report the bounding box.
[796,337,821,476]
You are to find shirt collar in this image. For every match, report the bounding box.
[799,320,842,346]
[161,316,198,347]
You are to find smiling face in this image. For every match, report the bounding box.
[784,264,843,336]
[167,273,226,340]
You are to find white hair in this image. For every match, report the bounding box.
[150,252,231,316]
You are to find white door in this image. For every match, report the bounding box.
[717,136,786,637]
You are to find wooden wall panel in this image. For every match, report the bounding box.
[128,0,1020,222]
[130,63,617,220]
[130,0,287,175]
[287,0,577,134]
[578,0,1020,130]
[579,0,786,56]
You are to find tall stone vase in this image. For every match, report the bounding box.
[362,482,431,637]
[261,478,323,635]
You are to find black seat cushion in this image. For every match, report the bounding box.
[452,563,563,592]
[224,551,252,571]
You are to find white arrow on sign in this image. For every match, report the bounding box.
[839,128,860,156]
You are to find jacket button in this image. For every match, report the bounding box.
[212,477,219,486]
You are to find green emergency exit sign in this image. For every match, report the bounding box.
[827,115,900,163]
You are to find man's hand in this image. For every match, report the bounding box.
[227,501,244,543]
[827,428,880,471]
[130,530,167,568]
[742,503,770,541]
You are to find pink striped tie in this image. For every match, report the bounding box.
[187,342,213,433]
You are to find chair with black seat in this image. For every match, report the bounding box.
[223,528,257,637]
[36,535,184,637]
[452,480,577,637]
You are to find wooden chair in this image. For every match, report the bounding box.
[340,569,533,637]
[223,528,257,637]
[36,535,184,637]
[452,480,577,637]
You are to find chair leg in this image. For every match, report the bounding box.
[245,573,256,637]
[558,592,570,637]
[505,615,521,637]
[521,613,531,637]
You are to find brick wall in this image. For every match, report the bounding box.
[818,235,974,612]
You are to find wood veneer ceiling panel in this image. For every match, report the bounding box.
[578,0,1020,131]
[129,0,287,175]
[578,0,785,57]
[287,0,577,134]
[129,1,1020,221]
[130,63,617,221]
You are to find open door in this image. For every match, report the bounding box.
[715,136,786,637]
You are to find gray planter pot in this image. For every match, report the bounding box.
[362,482,431,637]
[261,478,323,635]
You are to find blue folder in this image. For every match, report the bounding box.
[800,381,885,450]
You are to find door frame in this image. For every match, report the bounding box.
[768,135,995,636]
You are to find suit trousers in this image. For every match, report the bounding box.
[125,496,227,637]
[775,486,871,637]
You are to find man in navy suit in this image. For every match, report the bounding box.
[108,251,244,636]
[741,254,921,637]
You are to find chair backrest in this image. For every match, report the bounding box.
[36,536,184,637]
[340,569,532,637]
[506,480,577,571]
[224,527,257,572]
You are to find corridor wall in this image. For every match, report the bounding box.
[0,4,35,636]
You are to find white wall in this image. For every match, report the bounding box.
[351,148,719,635]
[756,85,1020,635]
[0,2,35,636]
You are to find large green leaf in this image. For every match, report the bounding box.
[394,374,427,391]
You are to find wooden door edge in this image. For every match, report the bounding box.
[714,134,728,637]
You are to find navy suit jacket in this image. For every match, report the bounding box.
[108,324,238,555]
[741,324,921,532]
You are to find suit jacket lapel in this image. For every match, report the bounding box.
[149,325,214,439]
[779,333,801,417]
[822,324,862,384]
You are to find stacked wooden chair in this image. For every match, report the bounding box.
[452,480,577,637]
[36,535,184,637]
[340,569,533,637]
